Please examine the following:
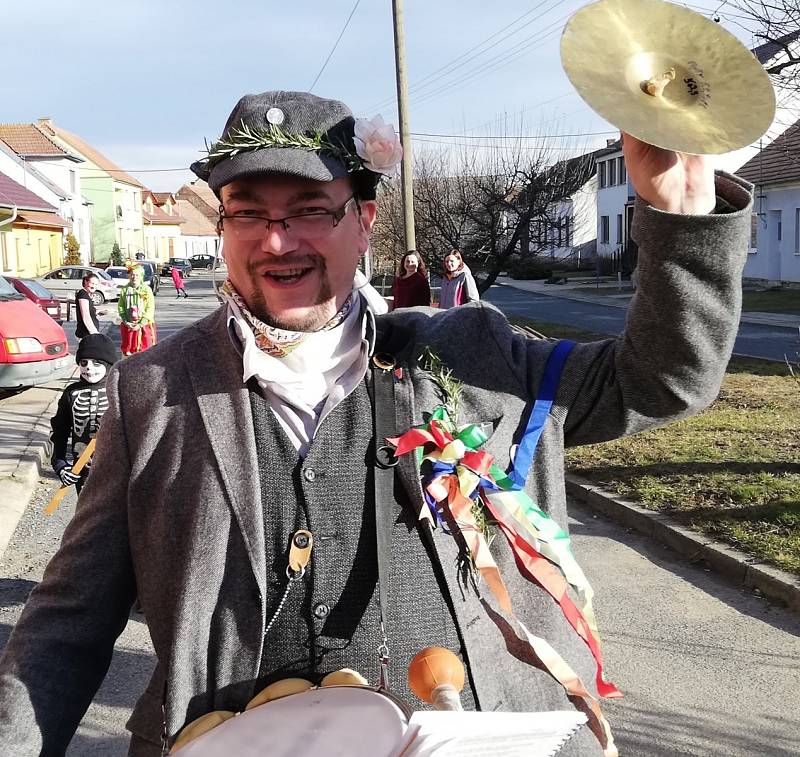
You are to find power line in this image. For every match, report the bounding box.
[411,129,615,140]
[374,13,571,119]
[362,0,564,113]
[308,0,363,92]
[410,136,606,151]
[407,20,568,111]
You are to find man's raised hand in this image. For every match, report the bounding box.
[622,132,715,216]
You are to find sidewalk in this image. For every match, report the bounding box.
[495,276,800,329]
[0,371,74,558]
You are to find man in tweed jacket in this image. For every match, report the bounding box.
[0,91,751,756]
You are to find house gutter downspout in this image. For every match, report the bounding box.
[0,205,18,230]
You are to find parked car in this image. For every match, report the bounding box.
[36,265,118,306]
[139,260,161,294]
[161,258,192,277]
[0,275,70,389]
[7,277,62,322]
[106,262,160,295]
[104,266,130,293]
[188,254,222,271]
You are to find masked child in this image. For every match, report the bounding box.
[50,333,120,494]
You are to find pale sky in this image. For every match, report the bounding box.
[2,0,757,191]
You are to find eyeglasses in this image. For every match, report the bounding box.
[218,196,360,241]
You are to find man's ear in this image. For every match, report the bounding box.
[359,200,377,233]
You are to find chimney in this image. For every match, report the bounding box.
[606,138,616,147]
[38,117,53,127]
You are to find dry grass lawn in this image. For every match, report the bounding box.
[507,316,800,574]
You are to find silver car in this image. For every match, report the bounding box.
[36,265,119,306]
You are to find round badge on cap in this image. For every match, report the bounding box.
[266,107,285,125]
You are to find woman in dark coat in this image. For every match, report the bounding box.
[391,250,431,310]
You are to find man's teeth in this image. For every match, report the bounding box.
[268,269,307,281]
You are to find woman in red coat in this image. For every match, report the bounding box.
[391,251,431,310]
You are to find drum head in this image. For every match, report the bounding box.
[175,686,410,756]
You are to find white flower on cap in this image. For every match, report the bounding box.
[353,115,403,176]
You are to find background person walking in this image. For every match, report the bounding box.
[439,249,479,309]
[171,265,189,298]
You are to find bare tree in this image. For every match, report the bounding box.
[409,137,596,292]
[730,0,800,88]
[370,179,406,275]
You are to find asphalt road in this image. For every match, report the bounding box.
[484,285,800,362]
[1,484,797,756]
[0,276,797,755]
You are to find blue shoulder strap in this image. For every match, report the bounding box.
[507,339,576,489]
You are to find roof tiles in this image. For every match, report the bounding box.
[736,119,800,186]
[0,123,73,157]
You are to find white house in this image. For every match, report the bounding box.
[594,139,635,261]
[0,123,93,262]
[174,199,219,259]
[737,119,800,285]
[535,151,598,262]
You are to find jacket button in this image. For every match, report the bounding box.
[313,602,330,619]
[303,467,316,482]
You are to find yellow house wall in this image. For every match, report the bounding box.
[4,226,64,277]
[144,224,181,263]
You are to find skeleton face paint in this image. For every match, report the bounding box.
[79,359,107,384]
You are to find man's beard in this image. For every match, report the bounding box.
[245,255,334,332]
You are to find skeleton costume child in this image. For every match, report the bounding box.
[50,334,120,494]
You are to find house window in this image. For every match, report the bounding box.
[617,157,626,185]
[795,209,800,253]
[600,215,610,244]
[69,170,76,194]
[598,162,607,189]
[77,219,85,244]
[609,159,617,187]
[616,214,623,244]
[565,216,571,247]
[750,214,758,250]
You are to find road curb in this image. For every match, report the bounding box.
[566,473,800,614]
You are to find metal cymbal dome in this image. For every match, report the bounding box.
[560,0,776,154]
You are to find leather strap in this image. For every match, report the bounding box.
[370,359,399,690]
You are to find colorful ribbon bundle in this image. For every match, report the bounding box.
[389,405,621,756]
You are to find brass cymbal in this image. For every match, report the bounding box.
[560,0,776,154]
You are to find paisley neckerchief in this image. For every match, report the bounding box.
[219,279,354,359]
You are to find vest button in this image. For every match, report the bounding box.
[303,467,317,482]
[313,602,330,619]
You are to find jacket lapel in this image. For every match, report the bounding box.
[182,312,266,596]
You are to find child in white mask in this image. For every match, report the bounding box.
[50,334,120,494]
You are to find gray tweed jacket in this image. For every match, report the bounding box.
[0,174,752,756]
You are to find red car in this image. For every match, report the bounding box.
[7,277,62,323]
[0,275,70,389]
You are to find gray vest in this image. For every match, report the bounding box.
[249,380,476,709]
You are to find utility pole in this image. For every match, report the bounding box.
[392,0,416,253]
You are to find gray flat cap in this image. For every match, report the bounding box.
[191,91,373,195]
